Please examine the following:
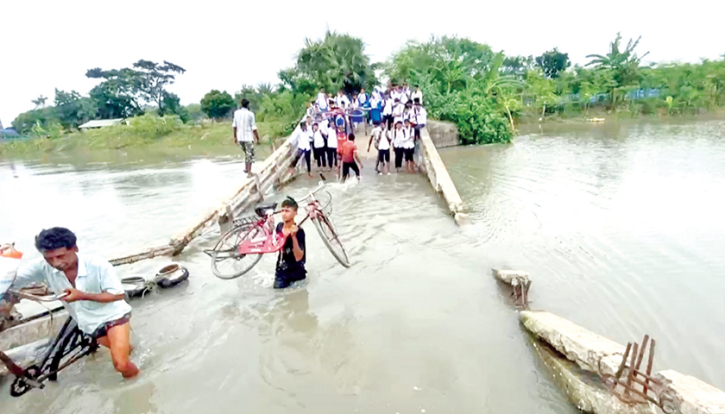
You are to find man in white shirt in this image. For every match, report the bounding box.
[290,122,313,177]
[10,227,139,378]
[316,88,329,112]
[411,85,423,106]
[232,99,260,176]
[335,90,350,109]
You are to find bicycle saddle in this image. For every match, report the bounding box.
[254,202,277,217]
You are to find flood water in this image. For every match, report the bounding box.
[0,119,723,413]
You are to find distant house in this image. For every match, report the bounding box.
[0,128,20,138]
[78,118,127,130]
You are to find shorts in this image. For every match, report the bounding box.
[91,312,131,339]
[274,269,306,289]
[239,141,255,164]
[342,162,360,178]
[404,148,414,162]
[378,149,390,164]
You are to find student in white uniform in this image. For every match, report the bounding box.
[312,123,327,171]
[382,95,394,131]
[402,120,416,173]
[290,122,313,177]
[392,99,405,125]
[335,90,350,109]
[411,85,423,106]
[367,123,391,175]
[325,118,338,169]
[316,88,329,112]
[392,121,407,172]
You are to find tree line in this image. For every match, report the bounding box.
[11,60,188,135]
[11,32,725,145]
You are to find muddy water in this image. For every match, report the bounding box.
[0,119,723,413]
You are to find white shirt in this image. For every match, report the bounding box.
[316,93,329,111]
[357,93,369,107]
[232,108,257,142]
[327,125,338,148]
[14,254,132,335]
[313,130,326,148]
[392,128,408,148]
[382,99,393,116]
[411,90,423,105]
[414,106,427,125]
[403,127,415,149]
[293,127,312,151]
[374,127,390,150]
[392,103,405,122]
[335,94,350,109]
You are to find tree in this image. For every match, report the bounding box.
[502,55,534,77]
[535,48,571,79]
[200,90,235,119]
[131,60,186,115]
[86,67,144,118]
[32,95,48,108]
[54,89,97,129]
[291,31,375,94]
[85,60,185,118]
[586,33,649,106]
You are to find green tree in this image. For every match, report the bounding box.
[535,48,571,79]
[586,33,649,106]
[32,95,48,108]
[53,89,98,129]
[200,90,235,119]
[289,31,375,94]
[131,60,186,115]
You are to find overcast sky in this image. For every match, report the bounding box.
[2,0,723,126]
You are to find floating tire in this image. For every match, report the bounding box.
[120,276,148,298]
[156,264,190,288]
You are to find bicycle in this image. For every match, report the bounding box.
[205,175,351,279]
[0,289,99,397]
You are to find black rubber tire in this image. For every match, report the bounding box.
[313,214,351,267]
[157,267,189,288]
[120,277,148,298]
[210,225,264,279]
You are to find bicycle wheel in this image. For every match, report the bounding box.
[313,213,351,267]
[210,224,264,279]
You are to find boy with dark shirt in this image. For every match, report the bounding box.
[274,197,307,289]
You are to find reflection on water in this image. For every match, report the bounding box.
[1,120,723,413]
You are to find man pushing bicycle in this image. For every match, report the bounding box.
[7,227,139,378]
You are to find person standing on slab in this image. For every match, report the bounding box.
[232,99,260,176]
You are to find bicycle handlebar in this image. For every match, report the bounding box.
[6,289,68,303]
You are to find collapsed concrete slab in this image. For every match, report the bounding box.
[655,370,725,414]
[0,311,68,352]
[0,338,51,376]
[492,269,531,287]
[531,337,657,414]
[519,310,625,376]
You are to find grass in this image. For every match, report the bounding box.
[0,115,285,160]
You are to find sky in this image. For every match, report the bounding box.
[2,0,724,127]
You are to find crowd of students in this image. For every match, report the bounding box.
[291,83,428,181]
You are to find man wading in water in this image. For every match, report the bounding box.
[9,228,139,378]
[274,197,307,289]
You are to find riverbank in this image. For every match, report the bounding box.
[0,117,282,161]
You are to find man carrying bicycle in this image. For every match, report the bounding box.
[274,198,306,289]
[8,227,139,378]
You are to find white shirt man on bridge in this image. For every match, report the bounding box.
[232,99,260,176]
